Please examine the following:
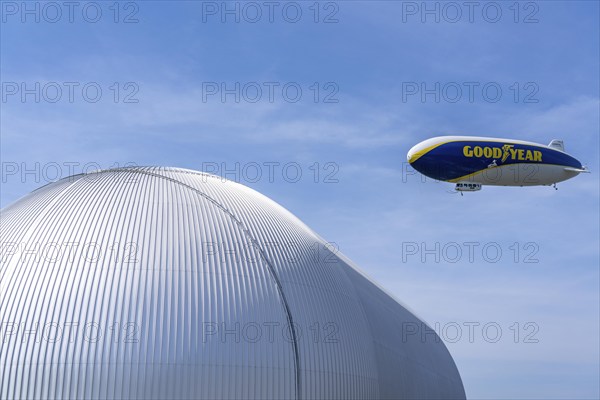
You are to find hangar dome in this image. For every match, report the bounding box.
[0,167,465,399]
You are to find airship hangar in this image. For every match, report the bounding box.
[0,167,465,399]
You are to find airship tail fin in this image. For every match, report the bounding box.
[548,139,565,152]
[564,166,590,173]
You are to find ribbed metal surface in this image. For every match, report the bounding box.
[1,167,465,399]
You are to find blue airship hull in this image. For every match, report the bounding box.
[407,136,585,187]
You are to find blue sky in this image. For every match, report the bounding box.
[1,1,599,398]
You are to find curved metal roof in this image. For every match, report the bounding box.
[0,167,465,399]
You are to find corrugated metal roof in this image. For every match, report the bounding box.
[0,167,465,399]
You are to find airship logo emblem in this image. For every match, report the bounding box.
[462,144,542,163]
[501,144,513,163]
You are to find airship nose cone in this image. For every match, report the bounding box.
[407,140,432,165]
[407,143,421,164]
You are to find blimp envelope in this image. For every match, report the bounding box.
[407,136,588,189]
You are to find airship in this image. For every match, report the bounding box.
[407,136,589,192]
